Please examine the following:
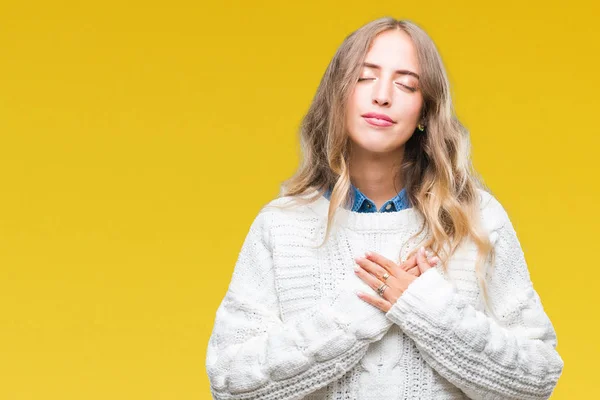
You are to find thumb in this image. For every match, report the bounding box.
[416,246,432,274]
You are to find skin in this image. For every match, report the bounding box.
[355,248,438,312]
[347,29,436,311]
[346,29,426,210]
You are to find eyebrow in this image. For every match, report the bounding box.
[362,62,420,80]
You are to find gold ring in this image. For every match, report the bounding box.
[376,283,388,297]
[382,272,390,281]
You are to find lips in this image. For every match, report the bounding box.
[361,112,395,123]
[363,117,394,127]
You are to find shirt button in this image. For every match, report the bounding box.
[366,203,371,208]
[385,203,392,210]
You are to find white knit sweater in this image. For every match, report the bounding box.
[205,188,564,399]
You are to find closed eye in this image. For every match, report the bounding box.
[396,82,417,92]
[358,78,416,92]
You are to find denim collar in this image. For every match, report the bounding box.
[323,183,411,213]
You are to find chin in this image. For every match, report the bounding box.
[350,137,403,154]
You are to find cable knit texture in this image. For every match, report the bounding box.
[205,188,564,399]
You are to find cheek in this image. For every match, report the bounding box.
[345,91,362,124]
[347,89,363,113]
[403,96,424,121]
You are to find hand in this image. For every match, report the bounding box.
[353,246,439,312]
[400,250,440,277]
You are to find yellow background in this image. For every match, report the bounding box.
[0,0,597,398]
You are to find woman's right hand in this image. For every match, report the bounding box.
[399,252,439,277]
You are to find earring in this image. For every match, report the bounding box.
[417,123,425,131]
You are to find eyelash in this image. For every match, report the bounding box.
[357,77,417,92]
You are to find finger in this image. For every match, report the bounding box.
[354,262,390,290]
[354,263,400,303]
[429,256,440,266]
[356,256,392,281]
[416,246,432,273]
[399,254,418,271]
[364,251,398,275]
[400,252,438,271]
[356,291,392,312]
[405,265,421,277]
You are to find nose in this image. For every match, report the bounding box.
[372,79,392,107]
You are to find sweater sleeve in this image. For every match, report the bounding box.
[205,209,393,400]
[384,196,564,400]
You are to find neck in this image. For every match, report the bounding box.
[348,145,405,209]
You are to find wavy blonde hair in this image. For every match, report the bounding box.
[266,17,497,313]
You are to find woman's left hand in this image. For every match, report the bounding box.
[354,246,437,312]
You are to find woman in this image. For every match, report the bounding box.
[205,17,564,399]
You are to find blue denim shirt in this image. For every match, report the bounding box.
[323,184,411,213]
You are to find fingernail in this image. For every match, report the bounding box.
[420,246,425,255]
[429,256,439,265]
[365,251,372,257]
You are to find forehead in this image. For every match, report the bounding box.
[363,30,419,74]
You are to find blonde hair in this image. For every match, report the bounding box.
[267,17,497,314]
